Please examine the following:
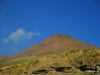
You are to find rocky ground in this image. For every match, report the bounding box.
[0,48,100,75]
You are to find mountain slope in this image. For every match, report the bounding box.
[1,48,100,75]
[15,34,97,58]
[0,55,12,61]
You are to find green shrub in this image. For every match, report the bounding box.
[83,72,92,75]
[83,49,100,66]
[71,73,77,75]
[70,56,82,67]
[0,68,3,72]
[33,59,39,64]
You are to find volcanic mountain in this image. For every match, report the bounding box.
[15,34,97,58]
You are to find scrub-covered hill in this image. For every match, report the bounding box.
[0,48,100,75]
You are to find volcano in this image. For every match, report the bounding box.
[15,34,97,58]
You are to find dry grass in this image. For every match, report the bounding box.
[0,48,100,75]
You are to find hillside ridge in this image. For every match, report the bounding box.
[14,34,97,58]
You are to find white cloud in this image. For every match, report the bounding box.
[2,28,40,43]
[2,38,9,43]
[9,28,26,42]
[34,31,41,36]
[27,32,34,39]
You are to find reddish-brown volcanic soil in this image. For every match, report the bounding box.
[15,34,97,58]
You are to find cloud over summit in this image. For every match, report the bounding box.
[2,28,40,43]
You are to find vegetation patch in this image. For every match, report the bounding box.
[0,48,100,75]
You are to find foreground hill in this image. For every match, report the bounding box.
[15,34,97,58]
[0,48,100,75]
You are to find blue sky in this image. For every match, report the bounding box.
[0,0,100,56]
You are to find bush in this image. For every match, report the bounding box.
[0,69,3,72]
[83,49,100,66]
[70,56,82,67]
[33,59,39,64]
[83,72,92,75]
[71,73,77,75]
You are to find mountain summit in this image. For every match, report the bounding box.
[15,34,97,58]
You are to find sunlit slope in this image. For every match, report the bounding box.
[0,48,100,75]
[15,34,97,58]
